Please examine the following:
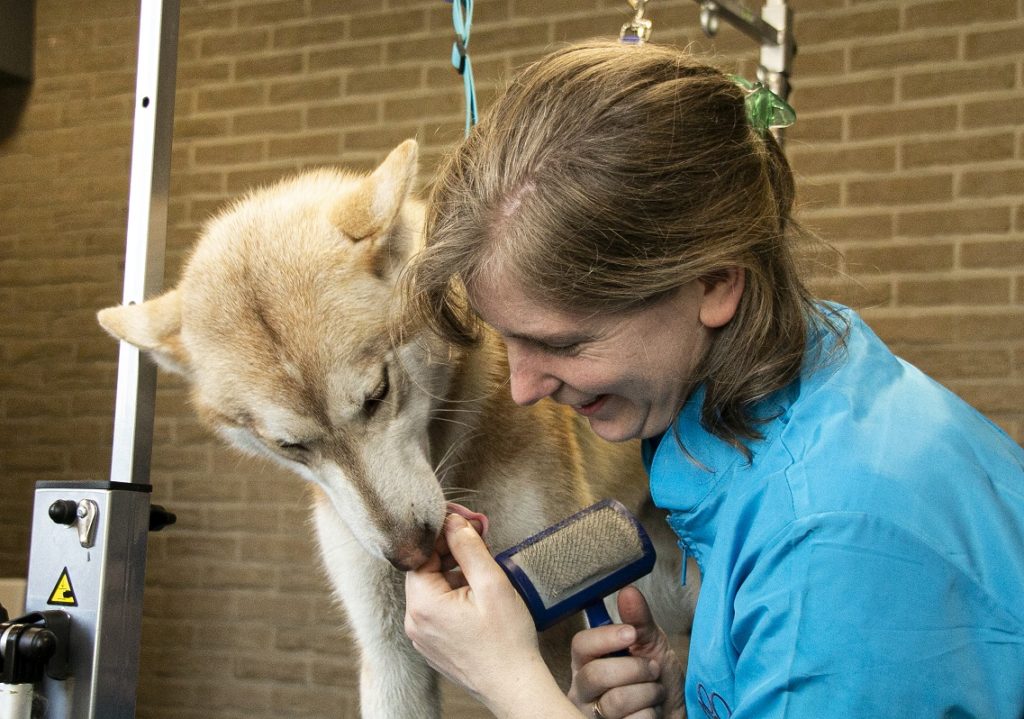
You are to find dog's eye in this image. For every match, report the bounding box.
[274,438,309,462]
[274,438,313,467]
[274,439,312,466]
[364,367,390,416]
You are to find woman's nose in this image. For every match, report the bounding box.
[506,344,560,406]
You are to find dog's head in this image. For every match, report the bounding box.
[99,140,454,570]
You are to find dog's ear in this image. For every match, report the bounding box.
[96,289,191,376]
[331,139,418,241]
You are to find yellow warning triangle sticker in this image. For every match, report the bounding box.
[47,567,78,606]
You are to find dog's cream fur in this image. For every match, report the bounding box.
[98,140,697,718]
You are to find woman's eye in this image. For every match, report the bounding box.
[544,343,580,357]
[364,367,390,416]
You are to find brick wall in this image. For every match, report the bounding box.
[0,0,1021,717]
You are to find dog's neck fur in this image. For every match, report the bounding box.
[423,329,501,488]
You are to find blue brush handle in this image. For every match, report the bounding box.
[584,600,613,628]
[584,601,629,657]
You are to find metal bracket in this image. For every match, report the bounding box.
[695,0,794,97]
[74,500,99,549]
[694,0,794,144]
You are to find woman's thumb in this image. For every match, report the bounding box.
[444,513,501,584]
[616,585,660,647]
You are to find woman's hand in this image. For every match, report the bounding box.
[404,513,584,718]
[568,586,686,719]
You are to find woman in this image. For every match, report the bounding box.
[402,40,1024,719]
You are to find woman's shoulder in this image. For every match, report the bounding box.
[793,303,1022,472]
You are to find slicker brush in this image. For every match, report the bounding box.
[495,499,656,631]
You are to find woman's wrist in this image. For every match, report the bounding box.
[481,654,584,719]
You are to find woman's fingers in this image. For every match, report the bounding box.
[569,586,684,719]
[572,623,637,672]
[571,653,662,711]
[615,586,687,716]
[598,678,667,718]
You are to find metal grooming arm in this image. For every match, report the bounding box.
[622,0,795,142]
[696,0,795,142]
[5,1,181,717]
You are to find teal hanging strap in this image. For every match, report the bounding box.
[450,0,478,135]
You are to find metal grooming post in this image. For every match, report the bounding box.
[109,0,179,490]
[14,1,180,717]
[696,0,795,144]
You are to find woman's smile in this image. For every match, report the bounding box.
[572,394,609,417]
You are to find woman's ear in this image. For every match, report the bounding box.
[699,267,744,328]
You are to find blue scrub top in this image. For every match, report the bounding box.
[643,304,1024,718]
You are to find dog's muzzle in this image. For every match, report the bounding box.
[385,522,437,571]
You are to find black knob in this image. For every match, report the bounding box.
[149,505,177,532]
[48,500,79,526]
[22,627,58,661]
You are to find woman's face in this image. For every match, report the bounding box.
[468,273,721,442]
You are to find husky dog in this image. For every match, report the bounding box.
[98,140,696,719]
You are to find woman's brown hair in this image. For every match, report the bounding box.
[403,40,842,455]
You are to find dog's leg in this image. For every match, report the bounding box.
[310,496,442,719]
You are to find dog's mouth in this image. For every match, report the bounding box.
[385,502,489,572]
[446,501,489,539]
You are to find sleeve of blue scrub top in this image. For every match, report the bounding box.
[727,512,1024,718]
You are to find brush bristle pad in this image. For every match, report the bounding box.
[512,506,644,607]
